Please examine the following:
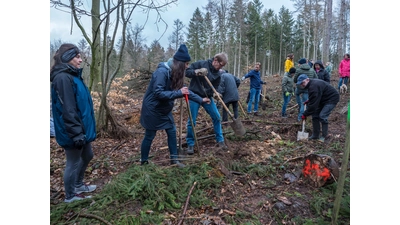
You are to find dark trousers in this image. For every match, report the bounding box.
[222,101,238,122]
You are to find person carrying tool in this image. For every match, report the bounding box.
[297,74,339,142]
[185,52,229,154]
[242,62,265,116]
[139,44,210,167]
[217,71,241,123]
[50,43,97,203]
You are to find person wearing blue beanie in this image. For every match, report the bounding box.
[139,44,210,168]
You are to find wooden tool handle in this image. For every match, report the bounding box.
[203,75,234,118]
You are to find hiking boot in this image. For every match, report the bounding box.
[318,137,325,142]
[308,119,320,140]
[75,184,97,194]
[171,160,186,168]
[141,160,149,166]
[217,141,228,150]
[64,193,92,203]
[187,146,194,155]
[254,112,260,116]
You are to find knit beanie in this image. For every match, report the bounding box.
[289,67,296,74]
[298,58,307,64]
[173,44,191,62]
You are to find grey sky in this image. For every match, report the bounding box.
[50,0,295,48]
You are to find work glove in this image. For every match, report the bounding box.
[73,134,86,149]
[303,100,309,105]
[292,93,295,96]
[194,68,208,76]
[285,92,290,97]
[213,92,223,98]
[301,115,307,121]
[241,76,246,81]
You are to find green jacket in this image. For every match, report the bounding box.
[294,63,317,83]
[282,73,294,93]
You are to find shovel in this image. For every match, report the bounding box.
[203,76,246,136]
[297,105,309,141]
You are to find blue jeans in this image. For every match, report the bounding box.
[338,77,349,89]
[295,87,308,120]
[186,98,224,146]
[64,143,94,199]
[141,126,178,162]
[247,88,260,113]
[281,93,291,116]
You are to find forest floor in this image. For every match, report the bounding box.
[50,70,350,224]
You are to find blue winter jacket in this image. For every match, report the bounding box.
[140,62,203,130]
[50,63,96,148]
[244,69,263,90]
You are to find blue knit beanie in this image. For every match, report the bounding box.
[173,44,191,62]
[298,58,307,64]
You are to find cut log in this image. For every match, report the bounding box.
[302,154,339,187]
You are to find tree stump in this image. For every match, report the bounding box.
[302,154,339,187]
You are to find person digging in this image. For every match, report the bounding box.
[297,74,339,142]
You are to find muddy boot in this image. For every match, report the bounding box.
[319,123,328,142]
[308,119,320,140]
[171,160,185,168]
[186,146,194,155]
[217,141,228,150]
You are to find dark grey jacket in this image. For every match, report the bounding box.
[185,58,221,98]
[217,73,241,103]
[302,79,340,117]
[313,60,330,83]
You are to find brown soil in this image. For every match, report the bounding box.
[50,71,350,224]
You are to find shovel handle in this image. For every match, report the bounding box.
[203,75,234,118]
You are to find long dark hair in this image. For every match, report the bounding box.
[170,59,186,90]
[50,43,79,71]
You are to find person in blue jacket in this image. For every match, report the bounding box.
[139,44,210,167]
[242,62,265,116]
[50,43,97,203]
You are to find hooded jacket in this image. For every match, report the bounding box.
[217,72,241,104]
[185,58,222,98]
[313,60,330,83]
[339,58,350,78]
[302,79,340,117]
[294,63,318,83]
[50,63,96,148]
[281,72,294,94]
[140,62,203,130]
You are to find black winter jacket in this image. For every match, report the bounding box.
[302,79,339,117]
[185,58,221,98]
[313,60,330,83]
[217,73,241,103]
[140,62,203,130]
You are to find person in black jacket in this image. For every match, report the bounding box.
[217,72,241,123]
[185,52,228,154]
[140,44,210,167]
[50,43,97,203]
[297,75,339,142]
[313,60,330,83]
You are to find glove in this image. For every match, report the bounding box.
[303,100,309,105]
[194,68,208,76]
[285,92,290,97]
[73,134,86,149]
[301,115,307,121]
[292,93,295,96]
[213,92,222,98]
[241,76,245,81]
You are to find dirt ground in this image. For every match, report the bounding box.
[50,71,350,224]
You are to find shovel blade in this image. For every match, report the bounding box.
[297,131,309,141]
[230,118,246,136]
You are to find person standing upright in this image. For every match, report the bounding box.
[50,43,97,203]
[281,67,296,118]
[217,71,241,123]
[185,52,229,154]
[313,60,330,83]
[284,53,294,74]
[293,58,318,121]
[325,61,332,79]
[139,44,210,166]
[242,62,264,116]
[338,53,350,90]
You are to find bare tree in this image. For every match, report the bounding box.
[168,19,185,50]
[322,0,333,64]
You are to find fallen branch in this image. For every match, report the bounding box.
[108,140,127,154]
[78,213,113,225]
[178,181,197,225]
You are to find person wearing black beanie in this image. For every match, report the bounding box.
[50,43,97,203]
[139,44,210,168]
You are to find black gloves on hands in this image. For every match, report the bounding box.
[73,134,86,149]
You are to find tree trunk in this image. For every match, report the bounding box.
[322,0,332,64]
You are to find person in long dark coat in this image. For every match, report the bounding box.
[140,44,210,168]
[217,72,241,122]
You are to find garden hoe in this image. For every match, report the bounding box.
[297,104,309,141]
[203,76,246,136]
